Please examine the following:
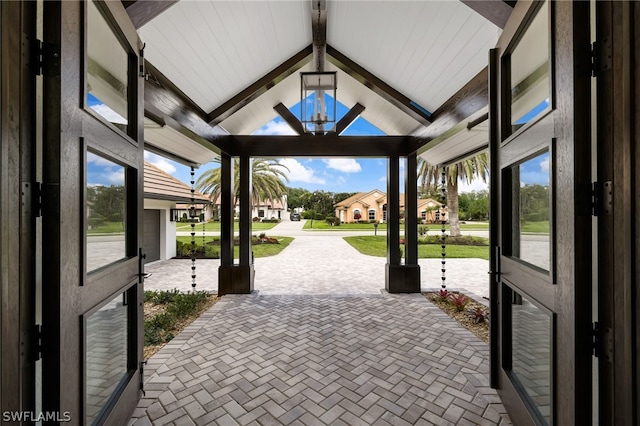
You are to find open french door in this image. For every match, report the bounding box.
[42,1,144,423]
[489,1,593,424]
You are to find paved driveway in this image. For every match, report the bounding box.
[134,221,509,425]
[147,220,491,303]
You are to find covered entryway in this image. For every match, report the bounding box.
[2,0,639,424]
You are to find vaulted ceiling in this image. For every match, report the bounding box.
[126,0,512,165]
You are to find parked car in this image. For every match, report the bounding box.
[290,213,301,221]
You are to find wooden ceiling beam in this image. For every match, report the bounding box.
[123,0,179,29]
[460,0,514,29]
[224,134,412,157]
[273,102,306,135]
[208,45,313,125]
[326,45,432,127]
[144,61,230,154]
[413,66,489,150]
[329,102,365,135]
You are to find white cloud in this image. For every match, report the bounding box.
[107,169,125,185]
[323,158,362,173]
[87,151,118,167]
[379,176,386,182]
[144,151,177,174]
[540,156,549,172]
[89,104,127,124]
[252,120,298,136]
[458,177,489,193]
[279,158,325,184]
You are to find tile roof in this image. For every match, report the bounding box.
[144,162,210,203]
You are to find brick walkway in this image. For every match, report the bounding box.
[131,292,510,425]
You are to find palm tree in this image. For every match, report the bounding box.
[196,157,289,211]
[417,152,489,237]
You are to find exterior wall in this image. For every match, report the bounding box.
[144,199,177,260]
[336,193,444,223]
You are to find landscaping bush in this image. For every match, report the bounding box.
[88,213,106,228]
[302,211,314,219]
[144,290,212,347]
[418,235,488,246]
[325,216,340,226]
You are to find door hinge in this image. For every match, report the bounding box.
[32,39,60,77]
[34,324,43,361]
[22,182,43,217]
[591,181,613,216]
[592,322,613,362]
[591,39,612,78]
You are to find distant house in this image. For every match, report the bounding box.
[209,194,289,221]
[143,162,210,263]
[334,189,445,223]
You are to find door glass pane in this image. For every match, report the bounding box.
[511,289,552,424]
[510,0,550,133]
[86,292,128,424]
[86,0,129,132]
[86,152,127,272]
[511,151,550,270]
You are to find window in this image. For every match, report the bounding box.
[507,0,551,135]
[85,292,129,424]
[368,209,376,221]
[508,151,551,271]
[421,210,427,220]
[86,151,127,272]
[509,288,552,423]
[86,0,129,132]
[353,209,362,221]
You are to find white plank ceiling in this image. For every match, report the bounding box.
[138,1,502,162]
[139,0,311,112]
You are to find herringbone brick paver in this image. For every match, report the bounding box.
[131,293,510,425]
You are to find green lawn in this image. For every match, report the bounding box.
[521,221,549,233]
[87,222,125,234]
[304,220,490,231]
[176,221,279,232]
[343,236,489,260]
[304,221,387,230]
[176,236,293,258]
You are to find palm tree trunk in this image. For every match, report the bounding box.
[447,178,461,237]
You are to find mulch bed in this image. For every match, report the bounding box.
[424,292,490,343]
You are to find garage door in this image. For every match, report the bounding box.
[143,210,160,264]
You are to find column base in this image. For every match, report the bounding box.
[385,264,421,293]
[218,265,254,295]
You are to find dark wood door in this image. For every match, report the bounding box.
[489,1,592,424]
[42,1,144,423]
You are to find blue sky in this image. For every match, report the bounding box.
[519,151,549,186]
